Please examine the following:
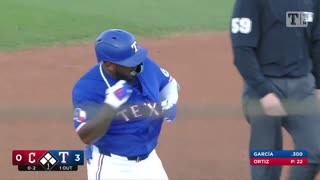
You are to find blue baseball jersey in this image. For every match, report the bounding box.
[72,57,171,157]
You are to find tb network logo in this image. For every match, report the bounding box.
[286,11,314,27]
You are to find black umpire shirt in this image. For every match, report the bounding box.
[230,0,320,98]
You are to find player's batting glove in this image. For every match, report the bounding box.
[104,80,133,109]
[161,100,177,122]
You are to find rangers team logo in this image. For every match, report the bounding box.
[73,108,87,122]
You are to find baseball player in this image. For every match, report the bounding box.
[230,0,320,179]
[72,29,179,180]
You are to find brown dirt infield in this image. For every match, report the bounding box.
[0,32,319,180]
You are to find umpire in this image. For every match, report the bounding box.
[230,0,320,179]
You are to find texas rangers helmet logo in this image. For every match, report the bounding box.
[73,108,87,122]
[131,41,138,53]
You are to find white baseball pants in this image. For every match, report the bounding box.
[87,145,169,180]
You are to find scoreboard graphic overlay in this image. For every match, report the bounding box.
[12,150,84,171]
[250,150,308,166]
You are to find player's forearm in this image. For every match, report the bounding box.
[160,78,179,103]
[77,104,116,144]
[233,46,274,98]
[160,78,179,121]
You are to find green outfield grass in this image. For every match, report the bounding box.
[0,0,234,50]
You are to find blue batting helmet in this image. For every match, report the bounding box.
[95,29,148,67]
